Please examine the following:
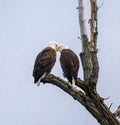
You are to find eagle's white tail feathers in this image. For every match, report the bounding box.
[72,77,75,86]
[69,77,76,88]
[36,73,47,86]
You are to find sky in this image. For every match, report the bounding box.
[0,0,120,125]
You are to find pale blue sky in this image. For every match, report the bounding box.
[0,0,120,125]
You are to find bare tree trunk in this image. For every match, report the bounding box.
[41,0,120,124]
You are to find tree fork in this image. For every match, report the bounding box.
[40,0,120,124]
[42,74,120,125]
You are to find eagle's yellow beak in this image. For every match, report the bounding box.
[55,45,59,51]
[57,47,59,51]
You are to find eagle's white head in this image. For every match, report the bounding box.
[48,41,58,51]
[58,44,69,53]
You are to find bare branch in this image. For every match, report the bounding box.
[41,74,86,105]
[78,0,89,53]
[78,0,87,37]
[102,96,110,101]
[78,0,92,84]
[89,0,98,51]
[88,0,99,87]
[113,106,120,118]
[41,74,120,125]
[109,103,113,109]
[98,1,104,9]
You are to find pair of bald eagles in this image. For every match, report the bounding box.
[33,41,80,87]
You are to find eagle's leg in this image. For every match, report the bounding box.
[69,77,76,88]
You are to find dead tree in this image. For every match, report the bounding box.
[41,0,120,125]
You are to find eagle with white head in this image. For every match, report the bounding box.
[58,44,80,87]
[33,41,58,86]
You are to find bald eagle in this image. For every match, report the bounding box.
[33,41,58,86]
[58,44,79,86]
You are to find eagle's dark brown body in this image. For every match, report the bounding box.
[60,49,79,84]
[33,47,56,83]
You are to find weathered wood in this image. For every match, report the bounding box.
[40,0,120,124]
[42,74,120,125]
[78,0,92,83]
